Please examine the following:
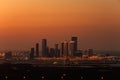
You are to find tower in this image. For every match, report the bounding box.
[69,41,75,57]
[55,44,59,57]
[63,41,68,57]
[30,48,34,60]
[42,39,47,57]
[71,37,78,52]
[60,42,64,57]
[36,43,39,57]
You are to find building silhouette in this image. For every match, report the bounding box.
[46,46,49,57]
[36,43,39,57]
[68,41,75,57]
[63,41,68,57]
[55,44,60,57]
[60,42,64,57]
[49,48,55,57]
[28,36,95,58]
[71,37,78,52]
[83,50,89,58]
[42,39,47,57]
[88,49,93,57]
[74,50,83,57]
[30,48,34,60]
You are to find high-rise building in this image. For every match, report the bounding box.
[63,41,68,57]
[49,48,55,57]
[46,46,49,57]
[68,41,75,57]
[42,39,47,57]
[30,48,34,60]
[55,44,58,51]
[60,42,64,57]
[71,37,78,52]
[55,44,60,57]
[36,43,39,57]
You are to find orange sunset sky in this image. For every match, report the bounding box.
[0,0,120,51]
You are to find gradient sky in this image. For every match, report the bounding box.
[0,0,120,51]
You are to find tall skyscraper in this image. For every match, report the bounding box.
[55,44,59,57]
[68,41,75,57]
[42,39,47,57]
[60,42,64,57]
[71,37,78,52]
[63,41,68,57]
[46,46,49,57]
[36,43,39,57]
[30,48,34,60]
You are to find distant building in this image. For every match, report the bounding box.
[63,41,68,57]
[49,48,55,57]
[5,51,12,60]
[55,44,60,57]
[42,39,47,57]
[46,46,49,57]
[36,43,39,57]
[84,50,88,55]
[74,50,83,57]
[71,37,78,52]
[30,48,34,60]
[60,42,64,57]
[68,41,75,57]
[88,49,94,57]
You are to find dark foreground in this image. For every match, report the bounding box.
[0,64,120,80]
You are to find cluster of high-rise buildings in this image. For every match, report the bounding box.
[29,37,93,60]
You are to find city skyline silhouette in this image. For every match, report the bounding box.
[0,1,120,80]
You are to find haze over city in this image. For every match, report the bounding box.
[0,0,120,51]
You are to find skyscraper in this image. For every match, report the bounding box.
[30,48,34,60]
[46,46,49,57]
[63,41,68,57]
[55,44,58,51]
[36,43,39,57]
[49,48,55,57]
[60,42,64,57]
[55,44,59,57]
[71,37,78,52]
[42,39,47,57]
[68,41,75,57]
